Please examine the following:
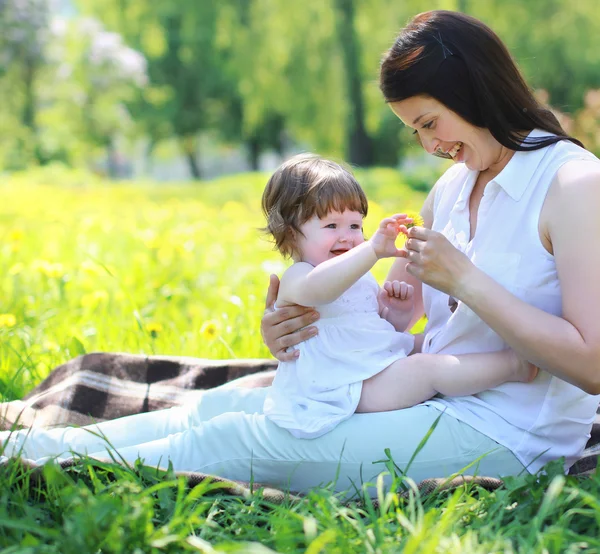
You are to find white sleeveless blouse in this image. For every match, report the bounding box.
[422,129,600,473]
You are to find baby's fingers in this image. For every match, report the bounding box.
[401,282,414,300]
[383,280,395,296]
[379,214,413,230]
[384,280,414,299]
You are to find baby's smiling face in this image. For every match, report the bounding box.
[293,210,365,266]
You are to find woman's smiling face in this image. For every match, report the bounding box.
[389,95,510,173]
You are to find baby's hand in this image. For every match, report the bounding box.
[369,214,412,259]
[378,280,415,333]
[382,280,414,311]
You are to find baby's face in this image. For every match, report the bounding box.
[293,210,365,266]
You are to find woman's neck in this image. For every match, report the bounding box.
[480,145,515,181]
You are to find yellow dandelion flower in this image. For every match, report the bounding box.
[405,211,424,229]
[0,313,17,328]
[200,320,220,340]
[145,322,163,338]
[7,229,24,242]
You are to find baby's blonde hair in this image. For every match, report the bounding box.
[261,153,368,258]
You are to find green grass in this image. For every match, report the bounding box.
[1,166,599,553]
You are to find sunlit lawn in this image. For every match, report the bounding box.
[0,165,427,398]
[1,166,598,553]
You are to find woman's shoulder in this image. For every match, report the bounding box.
[548,137,600,186]
[543,151,600,226]
[553,156,600,191]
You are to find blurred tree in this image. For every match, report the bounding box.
[335,0,374,165]
[218,0,411,167]
[217,0,346,162]
[78,0,234,179]
[32,17,147,175]
[573,90,600,156]
[464,0,600,112]
[0,0,51,167]
[39,0,599,175]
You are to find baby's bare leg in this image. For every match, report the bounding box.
[356,350,537,413]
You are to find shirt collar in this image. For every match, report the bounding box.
[454,168,478,210]
[453,129,553,207]
[491,129,552,201]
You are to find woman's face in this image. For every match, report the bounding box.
[389,96,510,173]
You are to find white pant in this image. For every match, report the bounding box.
[1,385,524,496]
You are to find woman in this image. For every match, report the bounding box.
[4,10,599,496]
[261,10,600,483]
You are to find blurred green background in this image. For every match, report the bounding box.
[1,0,599,180]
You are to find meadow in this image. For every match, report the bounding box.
[1,166,599,553]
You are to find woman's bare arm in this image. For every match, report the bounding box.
[260,274,319,361]
[406,161,600,393]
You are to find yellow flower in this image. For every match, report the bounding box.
[145,321,163,338]
[0,313,17,328]
[7,229,24,242]
[405,211,424,228]
[200,320,220,340]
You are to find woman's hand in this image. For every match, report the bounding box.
[260,274,320,362]
[402,227,477,298]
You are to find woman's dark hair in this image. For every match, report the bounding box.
[380,10,583,156]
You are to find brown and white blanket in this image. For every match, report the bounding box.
[1,352,598,498]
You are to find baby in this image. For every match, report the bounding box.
[261,153,536,438]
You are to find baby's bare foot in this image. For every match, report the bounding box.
[509,350,539,383]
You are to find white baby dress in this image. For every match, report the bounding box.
[264,272,415,438]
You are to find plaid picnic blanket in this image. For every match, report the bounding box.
[1,352,598,499]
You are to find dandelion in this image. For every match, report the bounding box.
[405,211,424,229]
[0,314,17,328]
[145,321,163,338]
[200,320,220,340]
[7,229,24,242]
